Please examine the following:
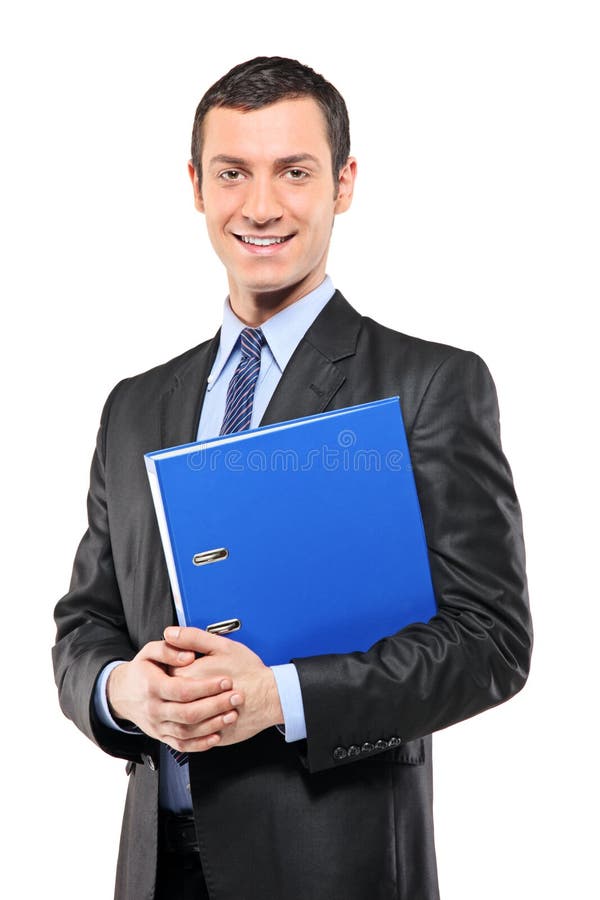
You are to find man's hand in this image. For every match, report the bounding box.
[164,626,284,747]
[106,639,244,753]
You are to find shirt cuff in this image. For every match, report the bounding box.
[270,663,307,742]
[93,660,141,734]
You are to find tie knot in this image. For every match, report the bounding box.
[240,327,264,361]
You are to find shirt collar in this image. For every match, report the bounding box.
[207,275,335,387]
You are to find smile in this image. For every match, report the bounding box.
[235,234,294,246]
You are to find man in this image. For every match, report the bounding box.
[53,56,532,900]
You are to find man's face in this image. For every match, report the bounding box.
[189,97,355,314]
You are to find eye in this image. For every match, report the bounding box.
[219,169,245,182]
[285,168,309,181]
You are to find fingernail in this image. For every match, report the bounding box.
[177,650,190,662]
[223,712,236,724]
[164,627,180,641]
[220,679,232,691]
[230,693,242,707]
[207,734,220,746]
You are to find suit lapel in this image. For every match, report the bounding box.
[260,290,362,425]
[159,332,221,448]
[158,291,363,439]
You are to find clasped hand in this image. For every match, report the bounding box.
[107,627,283,754]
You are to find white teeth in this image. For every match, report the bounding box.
[240,236,287,246]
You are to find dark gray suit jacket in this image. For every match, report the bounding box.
[53,291,532,900]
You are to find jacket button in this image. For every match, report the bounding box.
[333,746,347,761]
[361,742,374,753]
[348,745,360,758]
[387,736,402,749]
[375,740,388,751]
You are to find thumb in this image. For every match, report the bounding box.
[163,625,223,655]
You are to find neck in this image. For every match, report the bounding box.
[227,272,326,327]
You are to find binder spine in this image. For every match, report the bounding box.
[145,457,187,625]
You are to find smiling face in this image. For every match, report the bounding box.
[189,97,356,323]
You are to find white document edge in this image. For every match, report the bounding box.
[145,457,186,625]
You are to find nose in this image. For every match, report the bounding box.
[241,175,283,225]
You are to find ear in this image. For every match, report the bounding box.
[334,157,357,215]
[188,160,205,213]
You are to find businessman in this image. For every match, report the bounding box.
[53,56,532,900]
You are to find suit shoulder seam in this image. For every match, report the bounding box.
[409,348,480,437]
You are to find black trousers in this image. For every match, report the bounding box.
[155,813,210,900]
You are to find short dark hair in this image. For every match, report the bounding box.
[190,56,350,188]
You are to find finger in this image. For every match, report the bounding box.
[165,656,231,691]
[165,658,230,682]
[162,709,238,741]
[161,690,242,724]
[138,639,196,668]
[164,733,222,753]
[163,626,225,656]
[160,676,238,704]
[170,656,232,681]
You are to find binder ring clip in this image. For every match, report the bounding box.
[192,548,229,566]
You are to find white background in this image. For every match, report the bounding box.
[1,2,598,897]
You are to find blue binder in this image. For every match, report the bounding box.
[145,397,437,666]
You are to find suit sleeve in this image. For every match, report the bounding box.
[52,384,156,764]
[293,350,533,773]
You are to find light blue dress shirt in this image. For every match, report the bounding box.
[94,275,335,812]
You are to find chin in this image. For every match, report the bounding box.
[239,275,299,296]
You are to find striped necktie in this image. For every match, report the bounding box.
[169,325,265,767]
[220,326,265,435]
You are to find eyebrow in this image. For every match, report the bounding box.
[274,154,321,169]
[208,153,322,170]
[208,155,247,168]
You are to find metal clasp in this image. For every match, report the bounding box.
[206,619,242,636]
[192,548,229,566]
